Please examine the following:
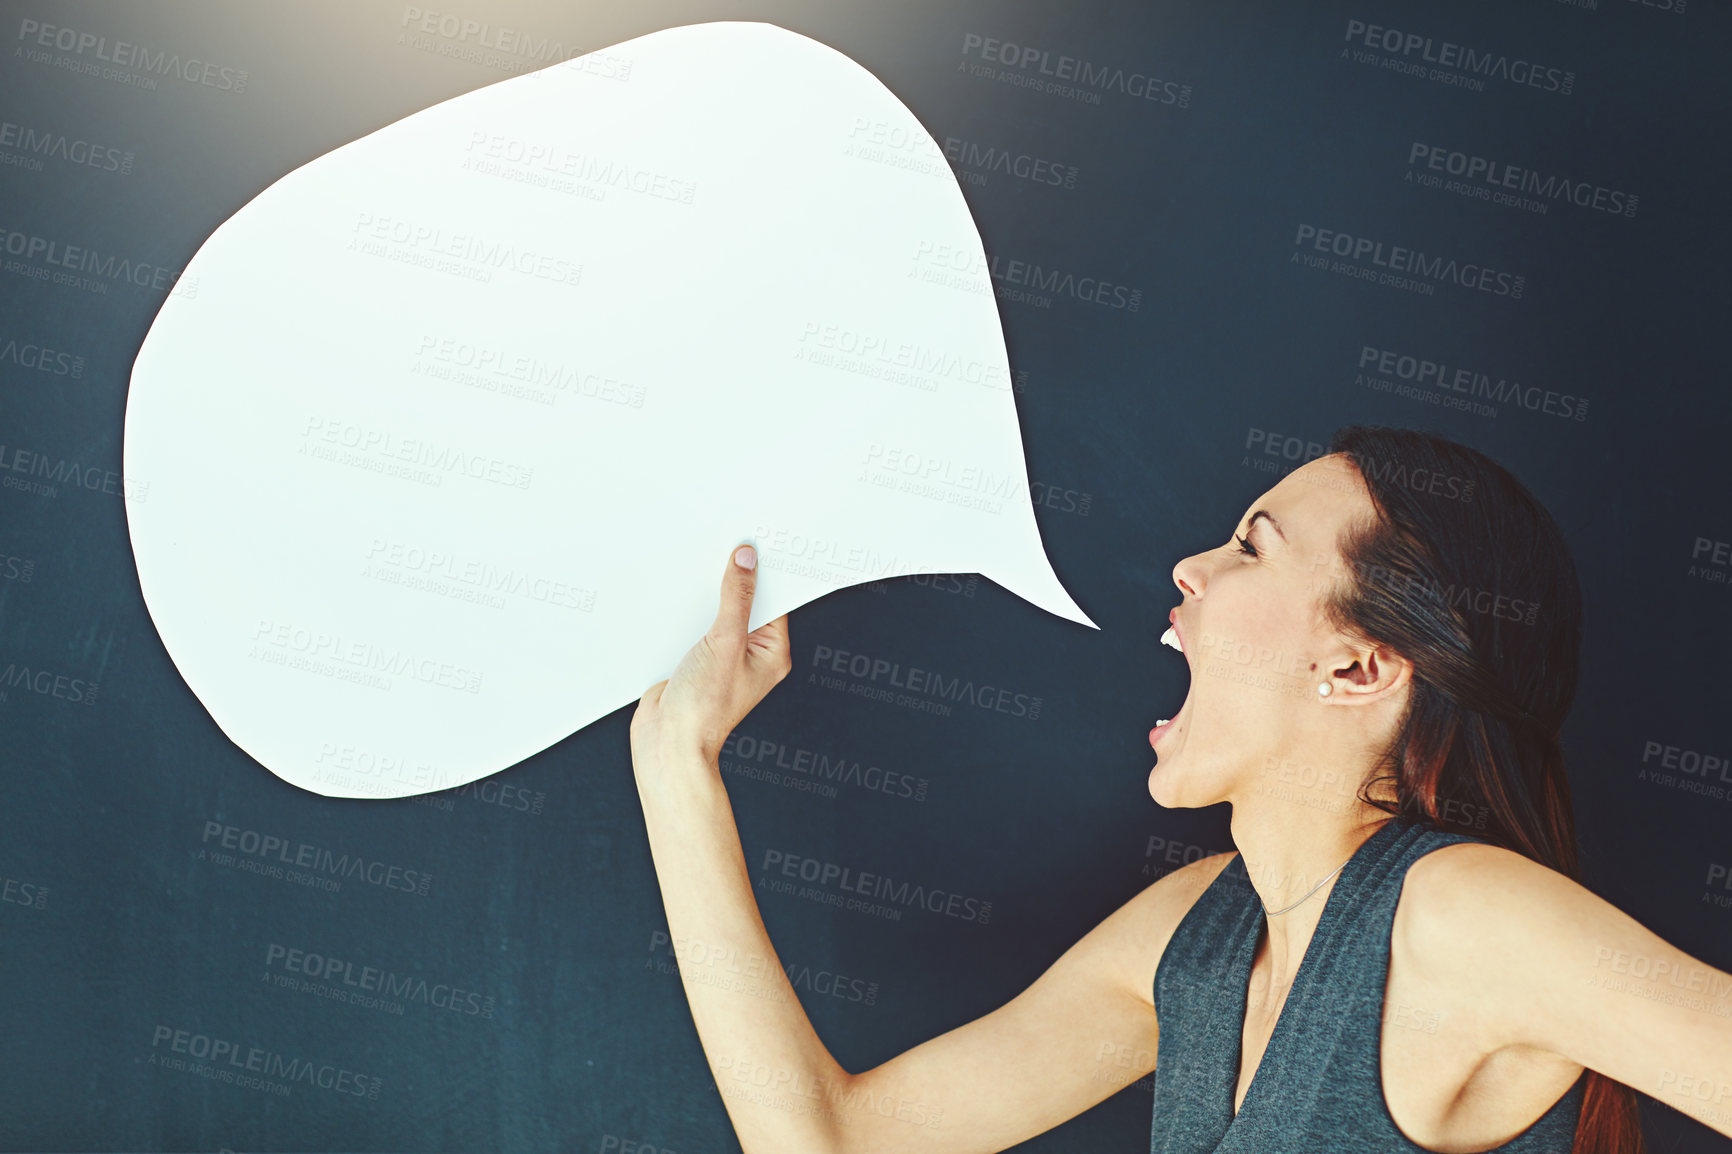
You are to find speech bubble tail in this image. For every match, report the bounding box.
[984,564,1099,630]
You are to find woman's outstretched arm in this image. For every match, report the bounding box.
[630,544,1222,1154]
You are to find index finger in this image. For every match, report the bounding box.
[747,612,789,650]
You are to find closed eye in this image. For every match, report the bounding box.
[1234,533,1258,558]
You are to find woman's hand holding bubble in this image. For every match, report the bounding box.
[631,544,791,780]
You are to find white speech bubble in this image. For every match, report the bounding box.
[123,20,1096,799]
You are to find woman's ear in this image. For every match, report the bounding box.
[1323,642,1412,705]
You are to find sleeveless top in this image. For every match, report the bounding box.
[1149,817,1586,1154]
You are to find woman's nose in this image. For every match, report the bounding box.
[1172,552,1205,599]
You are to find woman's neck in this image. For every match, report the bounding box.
[1227,794,1394,987]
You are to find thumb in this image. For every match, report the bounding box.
[710,543,759,641]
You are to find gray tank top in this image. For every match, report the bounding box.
[1149,817,1586,1153]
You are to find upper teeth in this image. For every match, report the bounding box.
[1161,626,1182,653]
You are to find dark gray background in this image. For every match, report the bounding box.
[1,0,1727,1150]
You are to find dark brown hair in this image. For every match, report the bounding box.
[1323,424,1643,1154]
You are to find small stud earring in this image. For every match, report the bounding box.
[1317,682,1333,697]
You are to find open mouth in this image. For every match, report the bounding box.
[1151,612,1189,746]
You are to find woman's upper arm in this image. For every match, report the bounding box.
[1402,844,1732,1140]
[827,852,1234,1154]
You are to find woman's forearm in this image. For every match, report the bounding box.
[635,743,853,1154]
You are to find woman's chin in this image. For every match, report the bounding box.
[1146,716,1186,791]
[1147,742,1228,810]
[1146,759,1186,807]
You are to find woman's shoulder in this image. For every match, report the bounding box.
[1148,849,1242,920]
[1393,836,1580,997]
[1110,850,1242,1006]
[1030,850,1242,1018]
[1399,836,1556,924]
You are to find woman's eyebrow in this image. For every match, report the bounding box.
[1248,509,1287,540]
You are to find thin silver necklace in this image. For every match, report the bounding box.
[1259,854,1351,917]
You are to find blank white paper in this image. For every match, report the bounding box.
[123,20,1096,799]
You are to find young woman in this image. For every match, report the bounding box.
[628,425,1731,1154]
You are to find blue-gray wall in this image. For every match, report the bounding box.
[2,0,1727,1150]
